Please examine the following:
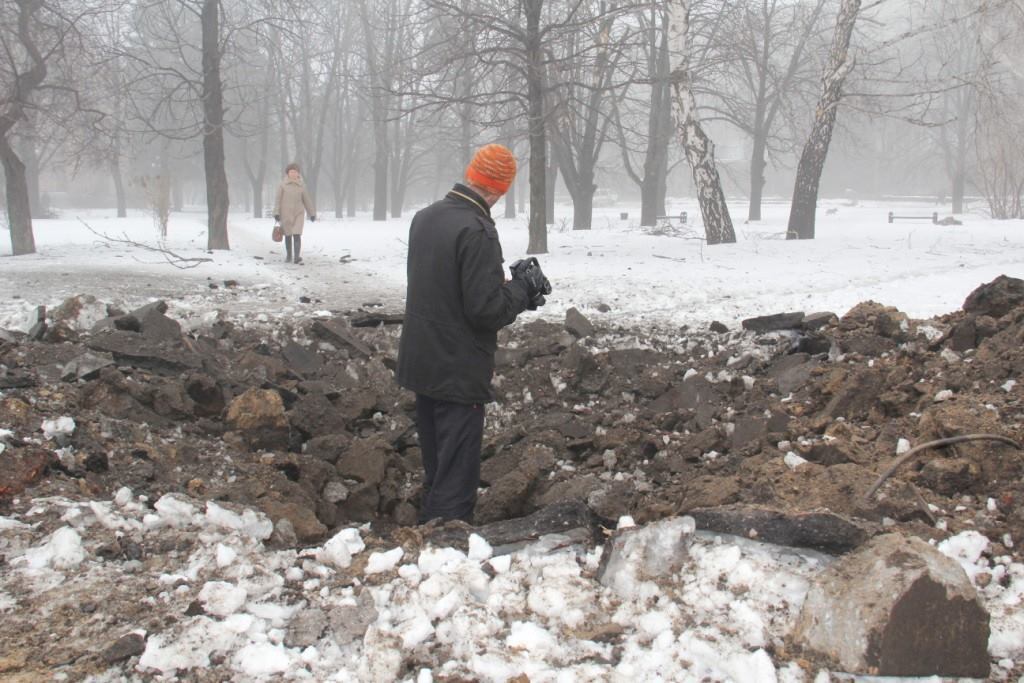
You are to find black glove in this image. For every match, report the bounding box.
[310,215,316,222]
[510,257,552,310]
[273,214,280,222]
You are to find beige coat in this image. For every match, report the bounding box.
[274,178,315,236]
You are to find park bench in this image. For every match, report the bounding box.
[655,211,688,229]
[888,211,938,225]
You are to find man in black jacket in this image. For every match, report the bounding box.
[396,144,549,524]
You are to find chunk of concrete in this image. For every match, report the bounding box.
[791,533,990,678]
[688,505,869,554]
[742,311,804,332]
[565,307,595,339]
[596,516,696,595]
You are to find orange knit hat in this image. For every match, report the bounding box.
[466,144,517,195]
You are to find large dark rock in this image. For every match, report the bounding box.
[917,457,982,496]
[963,274,1024,318]
[730,415,766,451]
[565,307,595,339]
[562,345,606,394]
[60,352,115,382]
[688,504,870,554]
[337,436,392,487]
[650,375,721,415]
[305,433,353,464]
[129,301,183,342]
[101,633,146,664]
[818,368,886,421]
[427,501,601,554]
[183,373,224,418]
[282,340,323,376]
[312,319,373,358]
[289,391,349,440]
[87,330,202,374]
[948,318,977,352]
[792,533,990,678]
[742,311,805,333]
[801,312,837,331]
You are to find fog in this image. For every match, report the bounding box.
[3,0,1023,256]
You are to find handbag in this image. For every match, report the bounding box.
[272,224,283,242]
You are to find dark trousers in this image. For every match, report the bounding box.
[415,394,484,524]
[285,235,301,259]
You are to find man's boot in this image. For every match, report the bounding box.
[293,235,303,264]
[284,236,293,263]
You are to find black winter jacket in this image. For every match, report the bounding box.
[396,184,531,404]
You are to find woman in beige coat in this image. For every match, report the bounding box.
[274,163,316,264]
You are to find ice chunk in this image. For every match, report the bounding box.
[22,526,85,569]
[205,502,273,540]
[199,581,247,617]
[41,416,75,440]
[467,534,493,561]
[365,547,404,575]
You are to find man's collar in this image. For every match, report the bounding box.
[448,183,491,218]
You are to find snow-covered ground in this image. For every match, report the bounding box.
[2,198,1022,333]
[2,489,1022,682]
[2,199,1024,681]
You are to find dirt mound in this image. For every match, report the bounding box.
[1,278,1022,560]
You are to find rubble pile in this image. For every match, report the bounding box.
[0,276,1022,678]
[2,279,1023,545]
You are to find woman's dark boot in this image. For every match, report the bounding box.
[284,236,293,263]
[293,235,303,264]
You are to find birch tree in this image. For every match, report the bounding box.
[666,0,736,245]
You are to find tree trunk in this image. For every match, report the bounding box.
[572,183,595,230]
[201,0,230,250]
[639,99,670,226]
[504,170,516,219]
[21,134,41,217]
[668,1,735,245]
[672,80,736,245]
[525,0,547,254]
[787,0,861,240]
[748,130,767,222]
[372,120,388,221]
[0,136,35,255]
[110,156,127,218]
[640,18,671,227]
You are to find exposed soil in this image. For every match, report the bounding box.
[1,276,1023,679]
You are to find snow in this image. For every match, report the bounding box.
[2,201,1024,680]
[316,527,364,569]
[19,526,85,569]
[40,416,75,440]
[2,201,1022,335]
[365,547,405,574]
[0,486,1020,681]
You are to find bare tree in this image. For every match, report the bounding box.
[123,0,257,249]
[974,0,1024,218]
[420,0,644,253]
[708,0,828,222]
[547,2,633,230]
[667,0,736,245]
[613,5,674,228]
[1,0,109,255]
[787,0,860,240]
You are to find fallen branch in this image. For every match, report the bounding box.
[79,219,214,270]
[864,434,1022,502]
